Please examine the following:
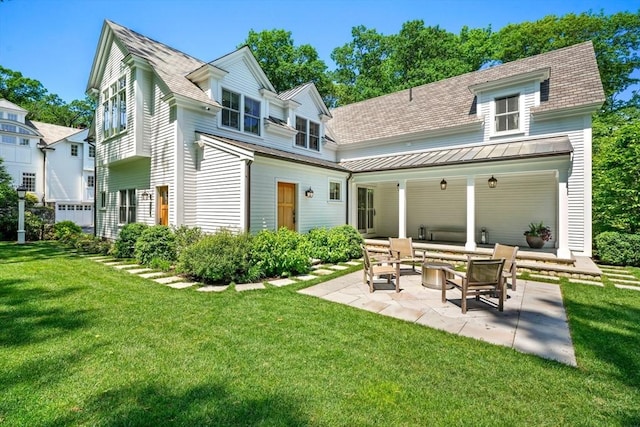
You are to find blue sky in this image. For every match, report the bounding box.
[0,0,637,103]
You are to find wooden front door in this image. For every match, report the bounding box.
[277,182,296,230]
[157,186,169,226]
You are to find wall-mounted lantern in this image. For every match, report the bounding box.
[440,179,447,191]
[305,188,314,198]
[488,175,498,189]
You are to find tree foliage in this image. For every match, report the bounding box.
[0,66,94,128]
[241,29,335,106]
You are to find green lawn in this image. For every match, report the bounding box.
[1,242,639,426]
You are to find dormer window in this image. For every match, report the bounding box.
[494,94,519,133]
[222,88,261,136]
[295,117,320,152]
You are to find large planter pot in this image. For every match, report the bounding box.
[526,235,545,249]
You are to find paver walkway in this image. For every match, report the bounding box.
[299,270,577,366]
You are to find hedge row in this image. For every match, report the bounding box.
[595,231,640,266]
[59,222,363,285]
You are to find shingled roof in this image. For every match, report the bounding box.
[326,41,605,146]
[105,20,221,109]
[28,120,84,146]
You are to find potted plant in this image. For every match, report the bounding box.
[523,221,552,249]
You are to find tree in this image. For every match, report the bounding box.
[592,104,640,234]
[493,10,640,109]
[241,29,335,106]
[0,66,95,128]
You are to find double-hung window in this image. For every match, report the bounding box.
[329,180,342,201]
[295,117,320,151]
[494,94,519,133]
[71,144,78,156]
[222,88,261,135]
[89,145,95,158]
[102,75,127,138]
[222,89,240,130]
[119,189,136,224]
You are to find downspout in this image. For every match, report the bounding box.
[246,160,252,233]
[346,172,353,225]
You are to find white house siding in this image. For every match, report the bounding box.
[1,145,41,196]
[97,159,150,239]
[182,109,220,227]
[98,42,136,164]
[249,157,348,233]
[196,145,243,233]
[47,141,84,202]
[530,116,588,253]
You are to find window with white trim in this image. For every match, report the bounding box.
[22,172,36,191]
[87,176,95,188]
[329,180,342,201]
[119,189,136,224]
[494,94,519,133]
[7,113,17,121]
[221,88,261,135]
[222,88,240,130]
[20,138,29,146]
[2,135,16,144]
[295,117,320,151]
[100,191,106,209]
[102,75,127,138]
[71,144,78,156]
[89,145,95,158]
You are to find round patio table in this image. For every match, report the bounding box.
[422,262,454,289]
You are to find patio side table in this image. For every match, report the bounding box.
[422,262,454,289]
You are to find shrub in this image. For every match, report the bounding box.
[328,224,363,262]
[251,228,311,278]
[53,221,82,240]
[595,231,640,266]
[307,225,363,264]
[173,225,204,258]
[73,234,112,255]
[112,223,148,258]
[134,225,177,266]
[177,229,257,284]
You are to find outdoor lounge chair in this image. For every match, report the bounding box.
[389,237,425,273]
[362,244,401,293]
[492,243,519,291]
[442,256,505,314]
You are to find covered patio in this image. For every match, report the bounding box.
[345,136,584,260]
[300,268,576,365]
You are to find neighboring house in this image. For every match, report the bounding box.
[0,99,94,226]
[86,20,604,258]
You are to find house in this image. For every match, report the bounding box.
[0,99,94,226]
[86,20,604,258]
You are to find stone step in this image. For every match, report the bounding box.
[529,274,560,281]
[609,278,640,285]
[568,278,604,287]
[614,284,640,291]
[604,273,636,279]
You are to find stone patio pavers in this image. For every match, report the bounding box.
[138,271,167,279]
[167,282,196,289]
[197,285,229,292]
[614,284,640,291]
[127,267,152,274]
[311,268,334,275]
[235,282,266,291]
[329,265,349,270]
[153,276,184,284]
[295,274,318,281]
[299,271,577,366]
[268,278,296,287]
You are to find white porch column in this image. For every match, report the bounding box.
[398,180,407,238]
[465,176,476,251]
[557,171,571,259]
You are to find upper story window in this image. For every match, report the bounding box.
[102,75,127,139]
[1,124,16,132]
[20,138,29,146]
[89,145,95,158]
[221,88,261,136]
[71,144,78,156]
[87,176,95,187]
[494,94,519,133]
[7,113,17,121]
[295,117,320,151]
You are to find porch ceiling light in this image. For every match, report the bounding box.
[440,179,447,191]
[488,175,498,189]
